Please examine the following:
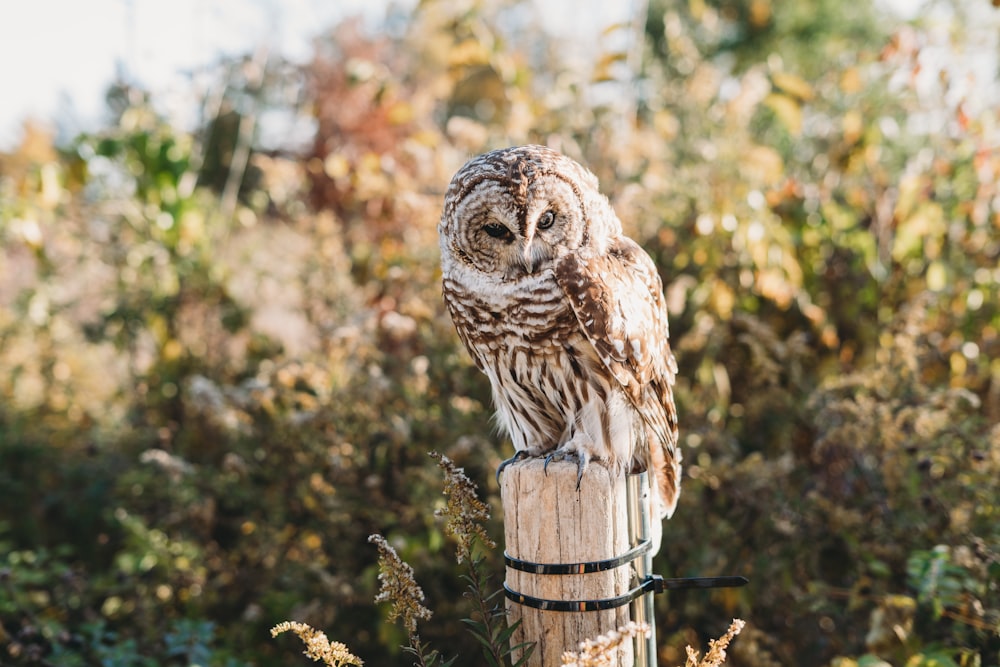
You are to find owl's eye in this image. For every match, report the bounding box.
[483,222,514,241]
[537,210,556,230]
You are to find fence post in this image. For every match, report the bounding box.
[501,458,653,666]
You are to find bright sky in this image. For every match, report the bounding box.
[0,0,627,150]
[1,0,995,152]
[0,0,392,149]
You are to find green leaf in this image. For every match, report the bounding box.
[905,651,961,667]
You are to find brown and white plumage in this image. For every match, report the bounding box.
[438,145,681,522]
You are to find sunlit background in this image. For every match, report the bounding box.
[1,0,999,666]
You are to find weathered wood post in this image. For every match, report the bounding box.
[501,459,656,666]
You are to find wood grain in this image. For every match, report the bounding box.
[501,458,634,666]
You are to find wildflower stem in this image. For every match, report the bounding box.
[430,451,520,666]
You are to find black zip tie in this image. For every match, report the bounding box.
[504,575,657,612]
[503,574,749,613]
[504,540,653,575]
[657,575,749,591]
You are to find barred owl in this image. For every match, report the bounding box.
[439,145,681,522]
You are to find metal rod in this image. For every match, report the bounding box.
[626,472,657,666]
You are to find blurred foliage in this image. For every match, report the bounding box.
[1,0,998,665]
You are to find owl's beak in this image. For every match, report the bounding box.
[521,243,535,274]
[521,228,544,274]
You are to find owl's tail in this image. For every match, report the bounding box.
[650,437,682,520]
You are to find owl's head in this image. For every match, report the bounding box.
[439,145,621,280]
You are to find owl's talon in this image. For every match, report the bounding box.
[496,450,531,483]
[543,450,589,489]
[543,451,560,475]
[575,455,587,489]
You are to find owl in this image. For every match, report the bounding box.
[439,145,681,522]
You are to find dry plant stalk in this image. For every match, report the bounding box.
[368,533,433,633]
[560,621,651,667]
[683,619,746,667]
[558,618,745,667]
[430,450,495,563]
[270,621,364,666]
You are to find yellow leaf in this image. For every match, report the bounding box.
[840,67,863,94]
[593,51,628,83]
[601,22,630,36]
[749,0,772,27]
[830,659,859,667]
[758,268,795,309]
[950,351,967,376]
[893,202,944,261]
[447,39,491,67]
[410,129,440,147]
[764,93,803,135]
[893,174,923,220]
[323,153,350,180]
[710,279,735,319]
[39,163,62,209]
[926,260,948,291]
[771,71,814,101]
[843,110,864,145]
[302,531,323,551]
[162,339,183,362]
[386,101,413,125]
[742,144,785,185]
[360,151,382,173]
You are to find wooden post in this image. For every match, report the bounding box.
[501,459,639,667]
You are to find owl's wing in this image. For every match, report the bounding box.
[554,236,681,515]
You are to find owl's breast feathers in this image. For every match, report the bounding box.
[442,272,578,370]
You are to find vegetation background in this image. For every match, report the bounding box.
[1,0,998,665]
